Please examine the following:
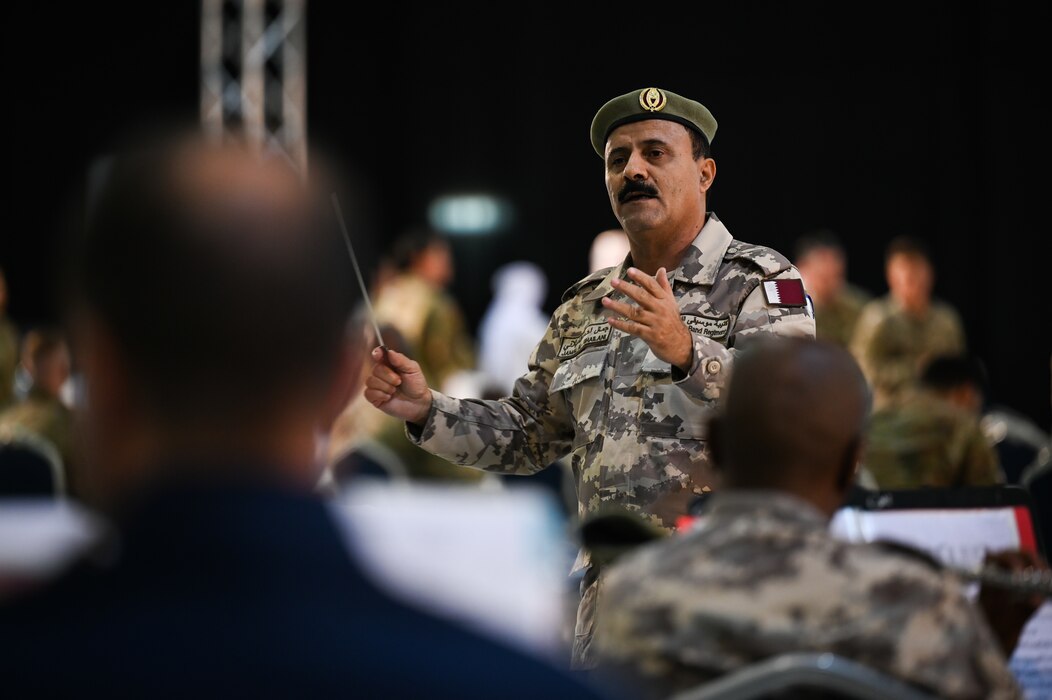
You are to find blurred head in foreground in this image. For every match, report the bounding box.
[62,132,362,513]
[707,336,871,516]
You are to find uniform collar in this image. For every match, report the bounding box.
[699,490,831,530]
[581,259,628,302]
[682,212,733,286]
[581,212,732,302]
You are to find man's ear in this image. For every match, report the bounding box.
[706,413,725,472]
[698,158,716,193]
[836,436,863,492]
[319,328,366,432]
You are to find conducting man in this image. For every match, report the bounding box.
[365,86,816,666]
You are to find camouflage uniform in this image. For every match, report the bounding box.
[862,388,1003,489]
[814,283,871,348]
[406,213,815,665]
[849,295,966,409]
[0,387,74,473]
[356,271,485,483]
[372,272,476,391]
[0,315,18,409]
[594,491,1023,700]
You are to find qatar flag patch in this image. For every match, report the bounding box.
[762,279,807,307]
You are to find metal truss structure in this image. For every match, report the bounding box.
[200,0,307,174]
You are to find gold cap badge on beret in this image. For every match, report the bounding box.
[590,87,718,157]
[639,87,667,112]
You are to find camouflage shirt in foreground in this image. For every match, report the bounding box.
[407,213,815,567]
[594,491,1022,700]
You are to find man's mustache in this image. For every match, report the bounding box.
[618,181,659,202]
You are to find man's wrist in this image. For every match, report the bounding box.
[408,393,434,427]
[673,328,694,374]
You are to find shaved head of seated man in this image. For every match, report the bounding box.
[0,131,612,700]
[594,336,1041,700]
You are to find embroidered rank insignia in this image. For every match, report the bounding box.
[681,314,729,339]
[762,279,807,307]
[557,322,611,359]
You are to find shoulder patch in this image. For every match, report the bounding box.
[557,322,611,359]
[762,279,807,307]
[725,241,792,276]
[561,266,612,303]
[681,314,729,339]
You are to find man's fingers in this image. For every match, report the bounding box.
[365,375,398,395]
[371,363,403,387]
[611,267,673,310]
[363,388,391,406]
[609,278,650,307]
[374,347,422,379]
[602,296,646,323]
[626,266,665,296]
[656,267,673,293]
[606,315,640,336]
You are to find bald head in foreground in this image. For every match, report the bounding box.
[593,337,1029,700]
[0,133,610,699]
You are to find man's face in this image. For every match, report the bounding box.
[604,120,710,237]
[414,241,453,289]
[886,253,933,311]
[36,344,71,399]
[798,247,846,302]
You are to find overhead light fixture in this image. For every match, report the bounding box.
[428,194,512,235]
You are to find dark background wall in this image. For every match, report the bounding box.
[3,2,1049,430]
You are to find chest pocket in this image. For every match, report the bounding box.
[549,347,606,447]
[637,347,711,440]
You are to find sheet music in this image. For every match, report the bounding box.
[830,505,1050,697]
[328,479,575,662]
[832,507,1022,573]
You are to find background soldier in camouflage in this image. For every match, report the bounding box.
[862,353,1003,488]
[851,235,966,409]
[593,337,1035,700]
[364,87,815,667]
[330,227,486,484]
[372,227,476,392]
[792,228,871,347]
[0,326,74,478]
[0,266,19,409]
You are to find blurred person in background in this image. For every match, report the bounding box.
[862,353,1004,489]
[477,260,551,397]
[0,266,19,409]
[477,262,578,519]
[851,235,966,410]
[0,326,74,482]
[373,226,476,393]
[792,228,871,347]
[332,226,486,485]
[0,132,607,699]
[588,229,631,275]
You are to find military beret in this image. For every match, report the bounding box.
[590,87,718,158]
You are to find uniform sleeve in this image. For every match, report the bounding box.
[405,314,574,476]
[959,424,1005,486]
[854,566,1023,699]
[673,268,816,400]
[917,577,1025,700]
